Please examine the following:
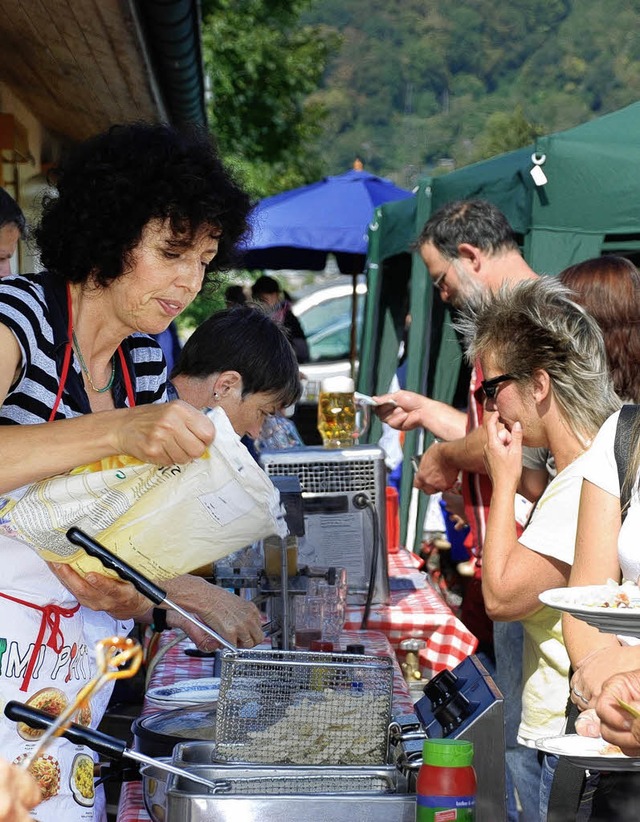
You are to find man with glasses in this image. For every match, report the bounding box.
[376,198,539,822]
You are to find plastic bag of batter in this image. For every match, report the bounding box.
[0,407,286,580]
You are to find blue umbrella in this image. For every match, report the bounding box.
[240,168,413,273]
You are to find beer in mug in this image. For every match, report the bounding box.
[317,376,368,448]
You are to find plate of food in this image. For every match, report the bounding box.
[17,688,69,741]
[70,752,95,806]
[539,581,640,635]
[536,734,640,771]
[146,677,220,709]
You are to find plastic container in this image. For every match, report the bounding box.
[385,486,400,553]
[416,738,476,821]
[264,535,298,577]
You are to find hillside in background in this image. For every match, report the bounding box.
[302,0,640,187]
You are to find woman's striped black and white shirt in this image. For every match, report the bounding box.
[0,272,168,425]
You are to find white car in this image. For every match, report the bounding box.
[292,280,367,403]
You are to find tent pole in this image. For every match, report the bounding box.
[350,269,358,380]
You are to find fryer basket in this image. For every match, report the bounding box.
[174,768,395,795]
[213,648,394,765]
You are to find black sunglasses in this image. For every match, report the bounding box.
[481,373,516,400]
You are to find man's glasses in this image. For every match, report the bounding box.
[481,374,516,400]
[432,262,452,291]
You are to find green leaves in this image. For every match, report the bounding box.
[202,1,339,198]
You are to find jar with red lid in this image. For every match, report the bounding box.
[416,738,476,821]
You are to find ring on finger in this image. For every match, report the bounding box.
[572,686,588,703]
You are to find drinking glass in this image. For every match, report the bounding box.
[317,376,370,448]
[294,596,325,649]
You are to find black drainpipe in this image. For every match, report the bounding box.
[135,0,207,126]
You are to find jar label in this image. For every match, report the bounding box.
[416,794,475,821]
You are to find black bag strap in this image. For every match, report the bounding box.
[614,404,640,524]
[546,698,586,821]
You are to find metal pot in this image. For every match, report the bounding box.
[140,759,171,822]
[133,705,217,759]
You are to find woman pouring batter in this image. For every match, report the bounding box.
[0,122,261,819]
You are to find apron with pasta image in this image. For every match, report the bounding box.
[0,537,125,821]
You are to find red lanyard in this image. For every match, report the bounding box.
[0,592,80,692]
[49,284,136,421]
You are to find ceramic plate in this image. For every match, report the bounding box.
[146,678,220,709]
[536,734,640,771]
[539,585,640,636]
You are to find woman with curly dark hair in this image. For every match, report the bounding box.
[0,122,260,821]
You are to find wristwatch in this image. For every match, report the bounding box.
[151,607,168,633]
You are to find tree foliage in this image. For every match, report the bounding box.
[302,0,640,185]
[472,106,544,162]
[201,0,340,198]
[180,1,339,330]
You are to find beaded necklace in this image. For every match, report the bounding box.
[72,330,116,393]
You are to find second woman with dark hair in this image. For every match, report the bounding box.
[170,306,302,439]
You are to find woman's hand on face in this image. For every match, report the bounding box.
[595,670,640,755]
[166,577,264,651]
[483,412,522,491]
[116,401,215,465]
[0,758,42,820]
[48,563,151,621]
[570,645,640,710]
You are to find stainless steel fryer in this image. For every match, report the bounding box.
[173,740,407,791]
[164,763,416,822]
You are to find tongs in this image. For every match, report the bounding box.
[66,527,237,652]
[19,635,142,770]
[5,701,225,793]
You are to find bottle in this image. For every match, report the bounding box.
[416,739,476,821]
[309,640,333,690]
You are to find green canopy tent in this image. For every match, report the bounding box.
[359,100,640,548]
[360,192,470,549]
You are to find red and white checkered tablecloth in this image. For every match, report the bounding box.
[118,629,415,822]
[344,548,478,675]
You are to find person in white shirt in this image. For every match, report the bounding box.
[458,277,619,819]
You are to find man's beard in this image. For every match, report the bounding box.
[451,260,485,310]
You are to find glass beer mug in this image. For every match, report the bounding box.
[317,376,370,448]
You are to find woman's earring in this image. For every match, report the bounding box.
[212,391,219,399]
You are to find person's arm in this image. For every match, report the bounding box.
[481,415,569,619]
[563,481,622,666]
[0,759,41,821]
[0,324,215,494]
[373,389,467,441]
[411,427,487,494]
[563,479,640,707]
[48,564,264,650]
